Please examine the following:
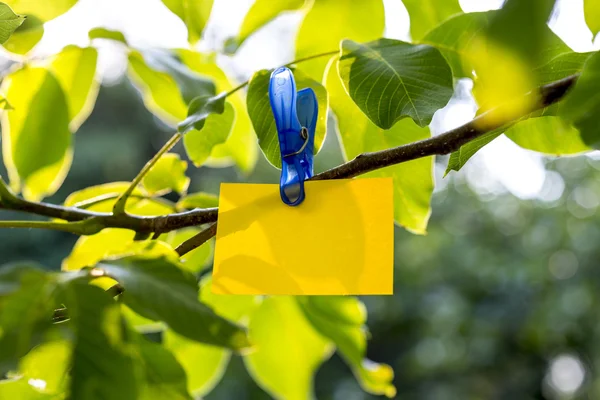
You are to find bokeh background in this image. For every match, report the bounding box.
[1,0,600,398]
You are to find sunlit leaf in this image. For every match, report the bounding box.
[585,0,600,37]
[1,67,71,201]
[176,191,219,210]
[18,340,71,394]
[2,0,78,54]
[61,282,138,400]
[128,50,215,126]
[327,60,433,234]
[247,68,328,168]
[0,378,54,399]
[164,277,260,397]
[96,256,250,350]
[164,228,213,273]
[506,117,590,155]
[560,51,600,148]
[295,0,384,81]
[49,45,99,131]
[137,335,191,400]
[63,181,154,213]
[338,39,453,129]
[535,51,593,85]
[244,297,333,400]
[445,130,501,175]
[88,27,127,44]
[402,0,461,41]
[161,0,213,44]
[142,153,190,195]
[0,3,25,44]
[298,297,396,398]
[237,0,304,46]
[179,49,258,173]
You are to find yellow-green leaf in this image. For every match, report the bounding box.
[49,45,99,131]
[585,0,600,37]
[298,297,396,398]
[142,153,190,195]
[246,68,328,168]
[244,297,333,400]
[88,27,128,44]
[18,340,71,395]
[2,15,42,54]
[1,67,71,201]
[0,3,25,44]
[178,50,258,173]
[238,0,304,46]
[176,191,218,210]
[327,60,433,234]
[161,0,213,44]
[64,181,149,212]
[164,228,213,273]
[505,117,590,155]
[402,0,462,41]
[295,0,384,81]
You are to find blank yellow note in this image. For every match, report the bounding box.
[212,178,394,295]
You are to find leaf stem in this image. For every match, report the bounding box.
[0,219,104,235]
[112,132,182,215]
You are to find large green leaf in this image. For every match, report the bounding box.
[244,297,333,400]
[61,282,138,400]
[585,0,600,37]
[535,51,593,85]
[49,45,99,131]
[0,3,24,43]
[142,153,190,195]
[127,50,215,126]
[339,39,453,129]
[137,335,191,400]
[63,181,153,213]
[295,0,384,81]
[96,256,250,350]
[161,0,213,44]
[506,117,590,155]
[237,0,304,46]
[402,0,461,41]
[327,60,434,234]
[2,0,77,54]
[0,264,55,374]
[246,68,328,168]
[298,297,396,398]
[179,49,258,174]
[164,277,260,397]
[560,51,600,148]
[18,340,71,395]
[1,67,71,201]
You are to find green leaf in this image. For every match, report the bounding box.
[506,117,590,155]
[327,60,433,234]
[137,336,191,400]
[183,101,235,167]
[295,0,384,81]
[535,51,593,85]
[88,27,127,44]
[142,153,190,195]
[244,297,333,400]
[161,0,213,44]
[127,50,215,126]
[176,191,219,210]
[298,297,396,398]
[246,68,328,168]
[61,282,138,400]
[339,39,453,129]
[164,277,260,397]
[0,378,54,399]
[0,95,12,110]
[164,228,213,273]
[0,265,55,374]
[560,51,600,148]
[445,130,502,175]
[0,3,25,44]
[178,50,258,174]
[1,67,71,201]
[96,256,250,350]
[237,0,304,46]
[63,182,150,212]
[402,0,461,41]
[2,0,78,54]
[18,340,71,395]
[49,45,99,131]
[585,0,600,37]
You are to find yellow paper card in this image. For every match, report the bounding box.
[212,178,393,295]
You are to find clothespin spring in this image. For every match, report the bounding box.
[283,127,309,158]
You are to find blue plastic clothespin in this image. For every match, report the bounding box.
[269,67,318,206]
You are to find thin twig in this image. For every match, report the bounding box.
[175,223,217,256]
[112,132,182,215]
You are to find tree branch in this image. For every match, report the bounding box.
[175,223,217,256]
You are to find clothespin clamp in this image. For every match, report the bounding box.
[269,67,318,206]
